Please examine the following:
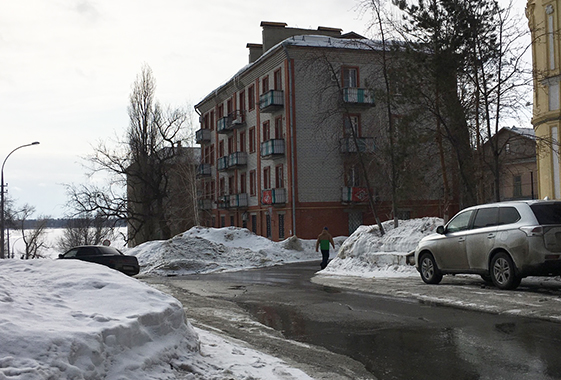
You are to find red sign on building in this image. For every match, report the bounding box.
[262,190,273,205]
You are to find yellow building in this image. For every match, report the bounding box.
[528,0,561,199]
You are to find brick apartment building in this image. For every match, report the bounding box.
[194,21,447,240]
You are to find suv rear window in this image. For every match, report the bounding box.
[499,207,520,225]
[530,203,561,224]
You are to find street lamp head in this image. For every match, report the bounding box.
[31,141,40,145]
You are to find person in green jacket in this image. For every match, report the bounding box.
[315,227,335,270]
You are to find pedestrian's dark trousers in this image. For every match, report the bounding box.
[320,250,330,269]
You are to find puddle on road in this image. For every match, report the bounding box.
[241,302,561,380]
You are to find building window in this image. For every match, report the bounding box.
[549,80,560,111]
[210,111,215,131]
[513,175,522,198]
[274,116,283,139]
[228,176,235,195]
[274,69,282,90]
[548,5,556,70]
[239,90,246,111]
[221,215,225,228]
[266,213,272,238]
[264,167,271,189]
[219,177,226,196]
[263,120,270,142]
[345,164,362,187]
[248,85,255,110]
[249,127,256,153]
[343,114,360,137]
[218,104,224,119]
[219,140,224,157]
[209,144,215,165]
[250,170,256,196]
[239,131,246,152]
[240,173,247,193]
[230,215,235,226]
[279,214,285,240]
[227,98,233,115]
[275,165,284,188]
[342,66,358,88]
[228,136,234,154]
[204,113,209,129]
[262,75,269,93]
[251,214,257,234]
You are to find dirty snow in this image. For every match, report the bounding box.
[321,218,442,278]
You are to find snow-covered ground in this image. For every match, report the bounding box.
[0,219,441,379]
[322,218,442,278]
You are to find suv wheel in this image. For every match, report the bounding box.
[490,252,521,290]
[419,253,443,285]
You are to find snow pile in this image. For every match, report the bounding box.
[131,226,344,276]
[0,259,198,380]
[322,217,443,278]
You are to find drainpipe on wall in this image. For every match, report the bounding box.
[283,42,297,237]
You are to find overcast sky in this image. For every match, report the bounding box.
[0,0,529,219]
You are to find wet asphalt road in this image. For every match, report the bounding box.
[142,262,561,380]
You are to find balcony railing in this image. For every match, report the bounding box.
[217,111,246,134]
[342,88,375,105]
[217,195,229,209]
[259,90,284,113]
[262,188,287,205]
[217,117,230,134]
[198,199,213,210]
[196,163,211,177]
[228,151,248,168]
[261,139,285,158]
[217,156,229,171]
[195,128,211,144]
[341,187,370,203]
[229,193,248,208]
[339,137,375,153]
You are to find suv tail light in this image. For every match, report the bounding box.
[520,226,544,237]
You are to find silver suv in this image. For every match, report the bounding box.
[414,200,561,290]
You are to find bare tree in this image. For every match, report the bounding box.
[56,212,116,252]
[66,64,197,246]
[13,204,48,259]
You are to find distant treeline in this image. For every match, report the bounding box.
[16,219,127,230]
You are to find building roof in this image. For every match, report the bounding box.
[195,33,388,109]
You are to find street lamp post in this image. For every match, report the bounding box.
[0,142,40,259]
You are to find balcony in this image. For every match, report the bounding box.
[229,110,246,129]
[341,187,370,203]
[228,151,248,169]
[217,156,229,171]
[217,111,246,134]
[339,137,375,153]
[217,117,230,134]
[217,195,230,209]
[229,193,248,208]
[195,128,211,144]
[342,88,375,106]
[196,163,211,177]
[262,188,287,205]
[198,199,213,210]
[261,139,285,158]
[259,90,284,113]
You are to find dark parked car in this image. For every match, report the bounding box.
[415,200,561,290]
[59,245,140,276]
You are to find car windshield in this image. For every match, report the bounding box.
[530,203,561,224]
